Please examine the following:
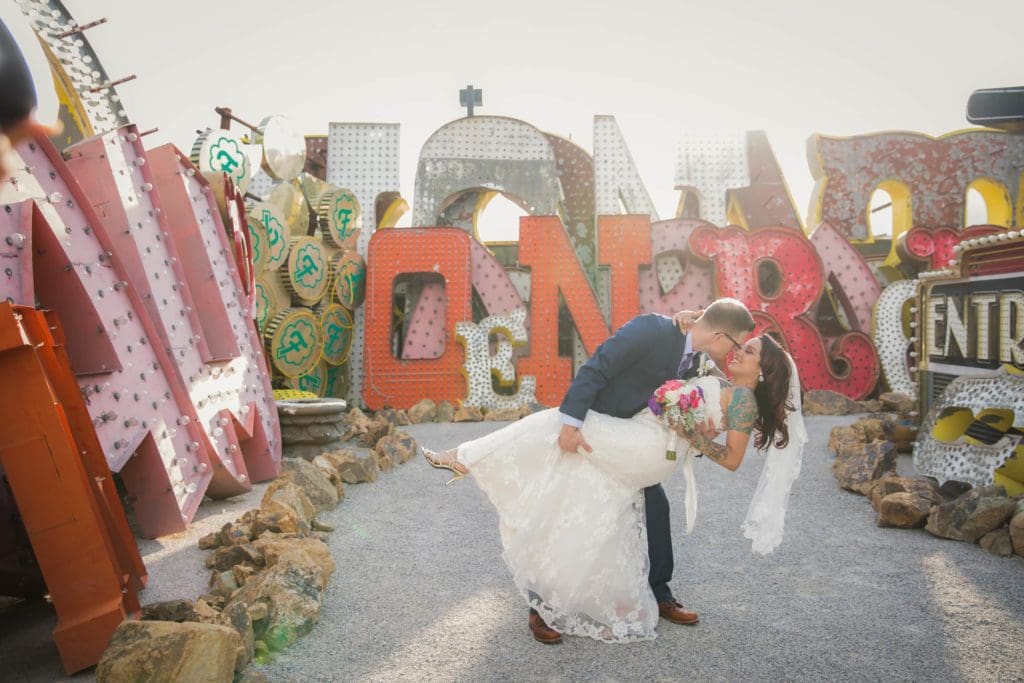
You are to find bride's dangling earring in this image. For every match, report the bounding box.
[758,373,764,383]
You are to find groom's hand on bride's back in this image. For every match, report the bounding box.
[558,424,593,454]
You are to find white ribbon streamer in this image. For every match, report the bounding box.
[681,443,698,533]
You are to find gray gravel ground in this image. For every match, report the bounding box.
[255,416,1024,682]
[4,415,1023,682]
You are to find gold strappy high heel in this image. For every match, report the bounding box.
[422,447,467,486]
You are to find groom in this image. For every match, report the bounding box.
[526,298,755,644]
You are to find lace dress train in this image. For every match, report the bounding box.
[458,407,677,642]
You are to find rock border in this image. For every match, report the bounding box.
[117,398,553,681]
[828,415,1024,560]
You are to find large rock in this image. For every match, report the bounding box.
[252,534,336,590]
[376,447,395,471]
[877,492,933,528]
[261,479,315,524]
[198,532,221,550]
[374,408,411,426]
[322,449,379,484]
[979,528,1014,557]
[850,417,887,443]
[882,420,918,453]
[342,406,374,441]
[408,399,437,424]
[484,407,521,422]
[208,569,240,599]
[870,476,944,511]
[96,620,239,683]
[281,458,339,513]
[833,441,897,495]
[219,601,255,672]
[1010,511,1024,556]
[938,480,973,500]
[828,426,861,453]
[205,544,263,572]
[192,597,223,622]
[233,563,256,587]
[804,390,864,416]
[141,599,196,623]
[453,405,483,422]
[360,417,394,448]
[925,485,1017,542]
[218,520,252,547]
[311,453,347,499]
[224,553,326,652]
[374,432,418,466]
[857,399,883,413]
[436,401,456,422]
[879,391,916,414]
[251,500,307,538]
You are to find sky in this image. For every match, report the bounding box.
[2,0,1021,238]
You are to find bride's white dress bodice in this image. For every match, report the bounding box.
[577,375,725,489]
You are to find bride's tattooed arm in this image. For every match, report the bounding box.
[682,387,756,470]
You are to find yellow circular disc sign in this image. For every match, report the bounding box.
[285,237,330,305]
[264,307,322,378]
[317,188,361,249]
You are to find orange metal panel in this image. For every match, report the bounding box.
[597,215,652,331]
[517,216,609,406]
[362,228,471,409]
[0,303,143,673]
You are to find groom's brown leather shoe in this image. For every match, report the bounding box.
[528,611,562,644]
[659,600,699,625]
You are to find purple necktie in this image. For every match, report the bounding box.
[677,352,694,377]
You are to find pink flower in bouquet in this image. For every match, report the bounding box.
[648,379,708,460]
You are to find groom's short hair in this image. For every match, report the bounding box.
[700,298,755,336]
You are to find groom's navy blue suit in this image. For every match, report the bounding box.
[559,313,701,604]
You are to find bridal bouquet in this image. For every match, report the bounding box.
[648,379,707,461]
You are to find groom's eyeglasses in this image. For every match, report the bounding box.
[716,331,743,352]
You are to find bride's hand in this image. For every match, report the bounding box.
[693,417,718,441]
[674,419,718,445]
[672,308,703,333]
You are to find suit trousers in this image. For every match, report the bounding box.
[644,482,673,602]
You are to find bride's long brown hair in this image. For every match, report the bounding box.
[753,334,793,451]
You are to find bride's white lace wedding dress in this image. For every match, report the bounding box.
[456,375,725,643]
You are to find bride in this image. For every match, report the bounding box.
[423,333,806,643]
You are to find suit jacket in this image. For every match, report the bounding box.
[560,313,700,421]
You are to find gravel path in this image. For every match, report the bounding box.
[254,416,1024,682]
[4,415,1022,682]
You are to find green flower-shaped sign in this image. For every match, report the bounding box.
[324,363,350,399]
[248,217,267,273]
[268,309,322,378]
[283,361,327,397]
[251,202,288,270]
[255,280,271,331]
[286,237,328,304]
[294,243,326,289]
[334,251,366,310]
[318,189,361,249]
[193,130,252,192]
[320,304,353,365]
